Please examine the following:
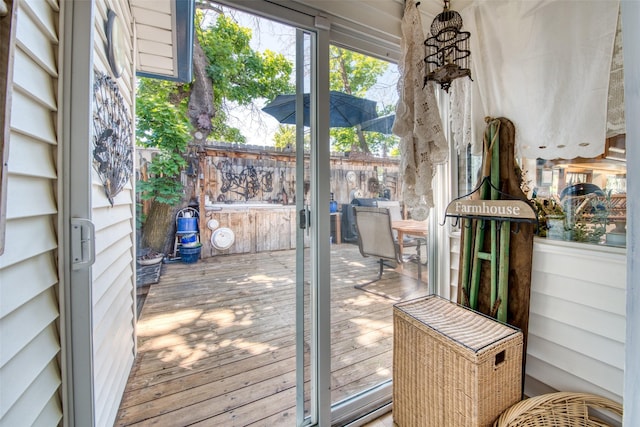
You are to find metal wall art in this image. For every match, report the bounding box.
[215,160,274,201]
[423,0,472,92]
[92,71,133,205]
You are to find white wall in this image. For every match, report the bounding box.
[0,0,63,424]
[91,1,137,425]
[0,0,138,425]
[446,234,627,405]
[526,240,625,403]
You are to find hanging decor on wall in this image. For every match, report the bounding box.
[92,71,133,205]
[105,9,127,78]
[423,0,472,92]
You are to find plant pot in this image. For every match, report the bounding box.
[179,244,202,263]
[606,232,626,247]
[546,215,567,240]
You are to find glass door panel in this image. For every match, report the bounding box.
[327,46,429,423]
[193,4,318,425]
[294,29,314,425]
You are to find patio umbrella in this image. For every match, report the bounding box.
[262,91,378,128]
[360,114,395,134]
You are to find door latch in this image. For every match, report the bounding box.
[71,218,95,270]
[299,207,311,230]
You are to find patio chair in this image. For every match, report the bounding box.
[376,200,427,266]
[493,392,623,427]
[353,206,402,298]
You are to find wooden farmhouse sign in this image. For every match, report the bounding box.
[446,199,536,221]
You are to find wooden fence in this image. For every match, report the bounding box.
[197,143,401,206]
[137,144,401,257]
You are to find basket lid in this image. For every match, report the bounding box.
[395,295,521,352]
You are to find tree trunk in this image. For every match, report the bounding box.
[188,32,215,144]
[335,48,370,154]
[356,126,370,153]
[140,201,177,255]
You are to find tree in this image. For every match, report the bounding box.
[329,47,390,154]
[273,125,311,151]
[273,125,296,150]
[198,12,294,142]
[136,7,295,253]
[136,78,191,253]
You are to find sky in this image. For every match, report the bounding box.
[202,5,399,147]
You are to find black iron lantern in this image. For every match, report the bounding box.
[424,0,472,92]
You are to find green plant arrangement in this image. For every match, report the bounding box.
[532,197,565,238]
[532,191,612,244]
[564,191,611,243]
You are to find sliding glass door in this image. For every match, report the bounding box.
[209,3,403,425]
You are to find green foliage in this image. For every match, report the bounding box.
[136,10,296,210]
[532,197,564,237]
[533,192,612,243]
[211,111,246,143]
[273,125,296,149]
[136,79,190,147]
[136,78,190,206]
[197,13,294,141]
[327,46,396,154]
[329,47,387,96]
[565,192,610,243]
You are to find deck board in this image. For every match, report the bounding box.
[117,244,427,426]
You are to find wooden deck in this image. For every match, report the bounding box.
[116,243,428,426]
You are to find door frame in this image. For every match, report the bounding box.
[60,1,97,425]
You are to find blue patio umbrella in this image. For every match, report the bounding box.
[262,91,378,128]
[360,114,396,134]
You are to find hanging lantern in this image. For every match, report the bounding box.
[424,0,472,92]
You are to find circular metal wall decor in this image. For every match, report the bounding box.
[211,227,235,250]
[106,9,127,78]
[92,71,133,205]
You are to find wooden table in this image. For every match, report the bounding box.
[392,219,428,258]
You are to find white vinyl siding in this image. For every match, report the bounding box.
[526,241,625,402]
[0,0,62,425]
[131,0,177,77]
[90,1,136,425]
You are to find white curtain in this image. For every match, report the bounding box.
[461,0,619,160]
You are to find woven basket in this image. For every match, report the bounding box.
[493,392,623,426]
[393,295,523,426]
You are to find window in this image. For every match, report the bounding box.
[455,135,627,248]
[524,135,627,247]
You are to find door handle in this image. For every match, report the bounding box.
[71,218,95,270]
[299,206,311,230]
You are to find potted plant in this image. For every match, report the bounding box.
[532,197,566,239]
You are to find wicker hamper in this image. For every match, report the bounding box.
[393,295,523,427]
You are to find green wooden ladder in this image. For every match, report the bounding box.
[459,119,511,322]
